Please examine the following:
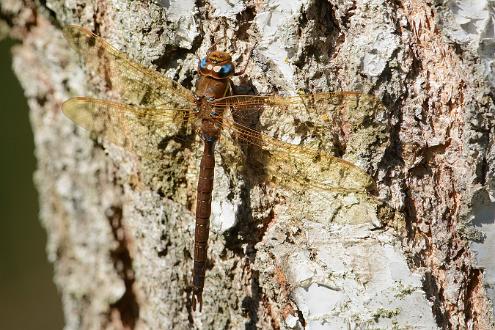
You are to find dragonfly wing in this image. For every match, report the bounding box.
[62,97,193,151]
[214,93,386,139]
[216,92,388,166]
[215,92,388,194]
[63,25,195,108]
[219,117,375,194]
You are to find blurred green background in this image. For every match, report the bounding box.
[0,39,64,329]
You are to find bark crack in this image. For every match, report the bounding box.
[464,268,483,327]
[106,206,140,329]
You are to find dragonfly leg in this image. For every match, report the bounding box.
[234,42,257,76]
[207,36,227,54]
[192,287,203,312]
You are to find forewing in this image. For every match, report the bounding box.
[62,97,193,151]
[63,25,195,108]
[214,93,386,140]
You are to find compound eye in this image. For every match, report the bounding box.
[218,63,233,77]
[199,57,207,70]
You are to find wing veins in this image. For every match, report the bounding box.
[64,25,195,107]
[217,117,375,194]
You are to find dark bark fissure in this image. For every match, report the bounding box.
[92,5,103,35]
[464,267,483,326]
[38,0,58,22]
[423,271,448,328]
[152,40,201,90]
[334,0,357,30]
[478,154,489,187]
[221,156,279,328]
[235,4,257,42]
[0,10,14,28]
[241,270,260,330]
[472,127,491,186]
[296,309,306,328]
[403,187,418,243]
[294,0,339,72]
[106,206,140,329]
[222,182,262,329]
[157,229,171,258]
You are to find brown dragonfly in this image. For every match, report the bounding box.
[61,25,385,312]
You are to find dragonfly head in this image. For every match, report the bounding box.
[198,51,235,80]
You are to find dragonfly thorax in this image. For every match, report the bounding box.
[195,96,224,141]
[194,51,232,141]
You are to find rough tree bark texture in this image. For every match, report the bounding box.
[1,0,495,329]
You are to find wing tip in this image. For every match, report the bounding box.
[61,97,94,120]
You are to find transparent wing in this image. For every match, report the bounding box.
[63,25,195,108]
[215,92,388,194]
[219,117,375,194]
[213,92,385,135]
[62,97,193,151]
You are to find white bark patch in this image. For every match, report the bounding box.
[446,0,493,43]
[162,0,198,48]
[287,251,317,285]
[255,0,308,92]
[293,283,344,317]
[443,1,495,84]
[210,157,239,233]
[360,27,399,77]
[470,190,495,313]
[211,199,238,232]
[209,0,246,18]
[260,221,438,328]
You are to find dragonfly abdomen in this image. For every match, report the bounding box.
[192,140,216,311]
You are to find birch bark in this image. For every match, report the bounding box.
[1,0,494,329]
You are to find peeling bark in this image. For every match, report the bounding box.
[1,0,494,329]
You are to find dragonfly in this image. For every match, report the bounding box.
[61,25,385,312]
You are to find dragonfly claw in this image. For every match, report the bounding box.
[192,292,203,312]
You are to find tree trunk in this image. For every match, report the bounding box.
[1,0,494,329]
